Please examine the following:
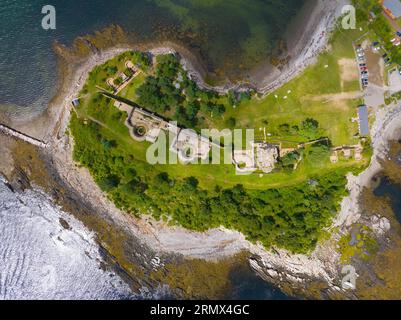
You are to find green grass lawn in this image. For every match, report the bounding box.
[67,23,377,253]
[119,72,146,99]
[217,26,368,148]
[73,24,370,192]
[77,100,365,191]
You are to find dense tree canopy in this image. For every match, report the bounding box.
[70,112,349,253]
[135,54,245,129]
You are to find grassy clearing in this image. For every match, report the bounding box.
[73,24,369,191]
[74,90,366,191]
[68,22,374,253]
[70,108,354,253]
[221,26,368,148]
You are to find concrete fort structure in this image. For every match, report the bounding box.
[232,141,279,174]
[114,100,211,163]
[114,98,281,171]
[170,129,212,164]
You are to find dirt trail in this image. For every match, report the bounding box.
[338,58,359,90]
[301,91,363,102]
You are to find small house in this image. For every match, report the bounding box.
[369,11,376,22]
[72,98,80,107]
[357,105,370,136]
[382,0,401,20]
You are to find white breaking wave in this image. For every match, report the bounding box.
[0,179,135,300]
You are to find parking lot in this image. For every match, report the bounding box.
[365,47,385,87]
[355,44,369,89]
[353,41,386,107]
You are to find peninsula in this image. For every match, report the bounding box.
[2,0,401,300]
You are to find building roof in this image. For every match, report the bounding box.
[72,98,80,107]
[384,0,401,18]
[358,105,370,136]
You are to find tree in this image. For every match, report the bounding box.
[211,104,225,117]
[279,123,290,134]
[182,176,199,191]
[300,118,321,140]
[153,172,172,193]
[186,102,200,121]
[106,65,118,75]
[156,54,180,79]
[239,91,251,103]
[280,151,300,169]
[98,175,120,191]
[132,51,151,69]
[228,90,237,106]
[306,142,330,166]
[226,117,236,128]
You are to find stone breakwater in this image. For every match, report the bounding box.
[0,123,47,148]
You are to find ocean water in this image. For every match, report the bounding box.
[0,177,289,299]
[0,179,136,299]
[0,0,306,119]
[0,0,302,299]
[373,176,401,224]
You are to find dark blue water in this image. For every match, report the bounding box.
[373,176,401,223]
[0,0,306,118]
[0,0,165,117]
[0,0,302,299]
[227,266,291,300]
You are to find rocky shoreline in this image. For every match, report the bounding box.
[2,0,401,299]
[38,35,340,301]
[154,0,348,96]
